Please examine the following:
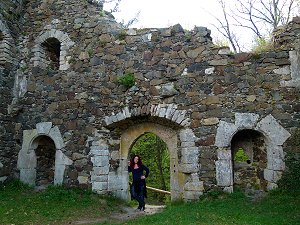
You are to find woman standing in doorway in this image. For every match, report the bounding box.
[128,155,150,211]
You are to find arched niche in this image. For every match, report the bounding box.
[17,122,72,186]
[32,29,74,70]
[215,113,291,192]
[231,129,267,191]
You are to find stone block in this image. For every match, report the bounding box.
[215,159,232,186]
[91,166,109,175]
[267,182,278,191]
[183,191,203,200]
[36,122,52,134]
[181,142,196,148]
[176,111,187,124]
[78,176,89,184]
[215,121,238,148]
[208,59,228,66]
[55,150,73,166]
[20,168,36,186]
[89,148,109,156]
[223,186,233,193]
[0,162,3,168]
[256,115,291,146]
[179,163,199,173]
[235,113,259,129]
[181,148,199,164]
[202,117,219,126]
[267,157,285,171]
[92,182,108,191]
[54,164,66,185]
[264,169,282,182]
[165,104,177,119]
[217,149,231,160]
[0,176,7,183]
[205,67,215,75]
[49,126,65,149]
[17,150,36,169]
[91,175,108,182]
[180,129,197,142]
[184,181,204,191]
[22,129,38,150]
[72,153,85,160]
[91,156,109,167]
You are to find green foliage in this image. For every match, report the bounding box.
[251,37,273,54]
[234,148,250,162]
[117,72,136,89]
[131,133,170,204]
[277,152,300,192]
[117,30,127,41]
[99,10,106,17]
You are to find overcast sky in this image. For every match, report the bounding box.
[104,0,269,50]
[104,0,220,30]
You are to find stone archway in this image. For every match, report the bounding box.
[215,113,291,192]
[90,104,204,201]
[32,29,74,70]
[117,122,184,201]
[17,122,72,186]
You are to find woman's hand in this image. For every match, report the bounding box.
[141,175,145,179]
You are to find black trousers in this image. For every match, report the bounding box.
[131,183,145,208]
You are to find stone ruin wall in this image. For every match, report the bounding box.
[0,0,24,182]
[0,0,300,200]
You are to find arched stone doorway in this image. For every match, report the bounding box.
[90,104,203,201]
[231,129,267,191]
[119,123,184,201]
[17,122,72,186]
[215,113,291,192]
[130,132,170,204]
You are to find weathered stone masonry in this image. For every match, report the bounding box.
[0,0,300,201]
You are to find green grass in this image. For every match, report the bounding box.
[112,190,300,225]
[0,180,125,225]
[1,180,299,225]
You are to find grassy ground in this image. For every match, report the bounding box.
[1,180,299,225]
[116,190,300,225]
[0,180,126,225]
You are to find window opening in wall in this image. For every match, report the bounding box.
[130,132,170,205]
[42,37,61,70]
[231,129,267,192]
[33,135,56,187]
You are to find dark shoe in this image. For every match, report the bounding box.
[141,206,145,211]
[137,206,142,210]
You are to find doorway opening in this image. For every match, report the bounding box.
[129,132,170,205]
[33,135,56,186]
[231,129,267,192]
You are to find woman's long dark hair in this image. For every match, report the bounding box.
[130,154,143,168]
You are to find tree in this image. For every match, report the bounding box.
[99,0,140,28]
[232,0,297,38]
[212,0,241,53]
[213,0,299,51]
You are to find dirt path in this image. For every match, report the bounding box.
[73,204,165,225]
